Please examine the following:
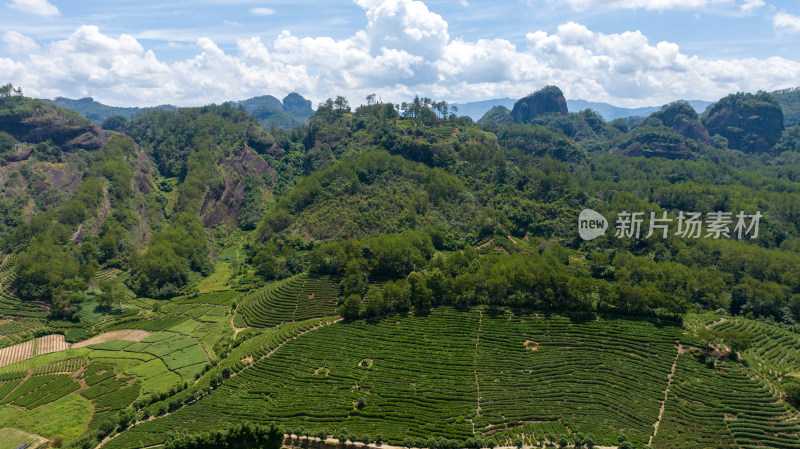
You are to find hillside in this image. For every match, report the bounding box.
[48,97,177,125]
[1,82,800,449]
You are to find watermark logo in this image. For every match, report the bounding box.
[579,210,762,241]
[578,209,608,241]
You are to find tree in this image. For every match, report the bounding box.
[407,271,432,312]
[334,96,350,114]
[366,93,377,106]
[338,294,362,320]
[98,278,125,311]
[364,288,388,317]
[101,115,128,132]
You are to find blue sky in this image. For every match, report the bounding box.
[1,0,799,107]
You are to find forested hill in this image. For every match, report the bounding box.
[4,81,800,448]
[1,81,800,326]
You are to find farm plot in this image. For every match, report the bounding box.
[72,329,151,349]
[0,318,45,347]
[1,374,80,409]
[652,351,800,449]
[87,331,208,382]
[236,274,340,328]
[0,427,48,449]
[0,339,34,367]
[175,290,238,305]
[105,309,688,449]
[35,334,70,355]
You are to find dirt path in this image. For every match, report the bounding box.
[284,436,619,449]
[469,308,483,435]
[705,317,728,329]
[649,343,682,446]
[92,187,111,235]
[229,314,247,337]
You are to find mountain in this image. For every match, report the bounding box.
[4,83,800,449]
[773,87,800,127]
[229,93,314,130]
[455,97,713,121]
[48,97,176,125]
[451,97,516,121]
[567,99,714,121]
[702,91,784,153]
[50,93,316,132]
[511,86,569,123]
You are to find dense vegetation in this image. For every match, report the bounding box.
[1,81,800,448]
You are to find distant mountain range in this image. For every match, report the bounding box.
[452,98,714,122]
[46,87,800,130]
[48,97,177,124]
[46,93,316,130]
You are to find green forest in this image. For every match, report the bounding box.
[2,81,800,449]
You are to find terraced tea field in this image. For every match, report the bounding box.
[104,309,689,448]
[0,256,47,320]
[710,318,800,379]
[235,274,340,327]
[653,349,800,448]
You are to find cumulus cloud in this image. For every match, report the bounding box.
[774,12,800,33]
[2,31,40,54]
[356,0,449,60]
[8,0,59,16]
[1,0,799,108]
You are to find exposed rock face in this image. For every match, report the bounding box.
[200,146,276,227]
[649,102,713,145]
[703,92,784,153]
[0,98,107,151]
[134,146,155,194]
[511,86,568,123]
[673,117,712,145]
[4,145,32,163]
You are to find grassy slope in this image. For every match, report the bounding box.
[0,394,92,441]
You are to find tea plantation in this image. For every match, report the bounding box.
[2,270,800,449]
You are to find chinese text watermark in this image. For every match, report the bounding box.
[579,209,762,241]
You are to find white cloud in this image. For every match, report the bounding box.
[774,12,800,33]
[356,0,449,60]
[2,0,800,108]
[8,0,59,16]
[2,31,40,54]
[250,7,276,16]
[740,0,765,11]
[563,0,730,11]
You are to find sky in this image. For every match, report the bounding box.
[1,0,800,108]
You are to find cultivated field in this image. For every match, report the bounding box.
[235,274,340,328]
[72,330,152,349]
[104,309,696,448]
